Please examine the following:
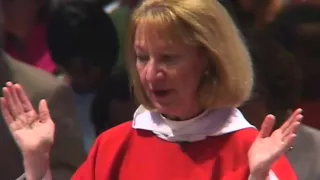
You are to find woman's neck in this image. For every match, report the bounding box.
[162,108,206,121]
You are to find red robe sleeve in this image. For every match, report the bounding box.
[271,155,297,180]
[71,122,133,180]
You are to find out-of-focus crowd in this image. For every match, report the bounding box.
[0,0,319,179]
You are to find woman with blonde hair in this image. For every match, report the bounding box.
[1,0,301,179]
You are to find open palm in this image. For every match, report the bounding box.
[0,82,55,156]
[248,109,303,177]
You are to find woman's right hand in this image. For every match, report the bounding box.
[0,82,55,180]
[248,108,303,179]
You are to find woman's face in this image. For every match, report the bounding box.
[134,23,207,119]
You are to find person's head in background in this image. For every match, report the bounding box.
[103,0,141,12]
[47,1,119,94]
[267,4,320,102]
[119,0,141,8]
[240,30,301,128]
[1,0,51,38]
[229,0,284,29]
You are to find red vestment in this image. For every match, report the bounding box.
[72,122,296,180]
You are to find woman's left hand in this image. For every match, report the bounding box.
[248,108,303,179]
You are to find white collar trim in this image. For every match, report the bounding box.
[132,105,255,142]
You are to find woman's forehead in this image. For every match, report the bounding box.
[135,22,178,40]
[134,22,188,51]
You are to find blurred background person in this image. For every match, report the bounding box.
[225,0,285,30]
[267,4,320,130]
[47,1,135,152]
[0,2,86,179]
[240,30,320,180]
[104,0,141,118]
[1,0,302,179]
[2,0,57,74]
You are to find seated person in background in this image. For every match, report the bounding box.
[240,30,320,180]
[0,19,86,180]
[267,4,320,129]
[227,0,285,30]
[2,0,302,179]
[240,30,301,128]
[47,1,126,152]
[3,0,57,74]
[104,0,140,126]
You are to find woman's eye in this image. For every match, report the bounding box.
[136,54,149,63]
[162,55,178,64]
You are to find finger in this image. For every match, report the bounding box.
[6,82,24,115]
[282,133,297,151]
[38,100,51,123]
[0,97,14,125]
[283,115,303,137]
[259,114,275,138]
[3,82,22,119]
[15,84,33,112]
[280,108,302,133]
[3,87,14,118]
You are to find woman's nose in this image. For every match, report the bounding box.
[145,60,164,82]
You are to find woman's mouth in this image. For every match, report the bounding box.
[151,89,172,97]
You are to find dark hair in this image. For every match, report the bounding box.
[50,0,112,8]
[47,1,119,72]
[244,30,302,122]
[38,0,52,22]
[267,4,320,52]
[0,4,3,49]
[267,5,320,100]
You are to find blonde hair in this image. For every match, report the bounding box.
[127,0,253,110]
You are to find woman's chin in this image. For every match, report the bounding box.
[152,102,173,114]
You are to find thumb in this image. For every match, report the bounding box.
[259,115,275,138]
[38,99,51,123]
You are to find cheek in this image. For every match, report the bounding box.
[175,65,203,92]
[183,74,202,92]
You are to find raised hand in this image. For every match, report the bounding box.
[0,82,55,156]
[248,109,303,178]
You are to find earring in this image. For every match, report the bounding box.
[203,69,217,86]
